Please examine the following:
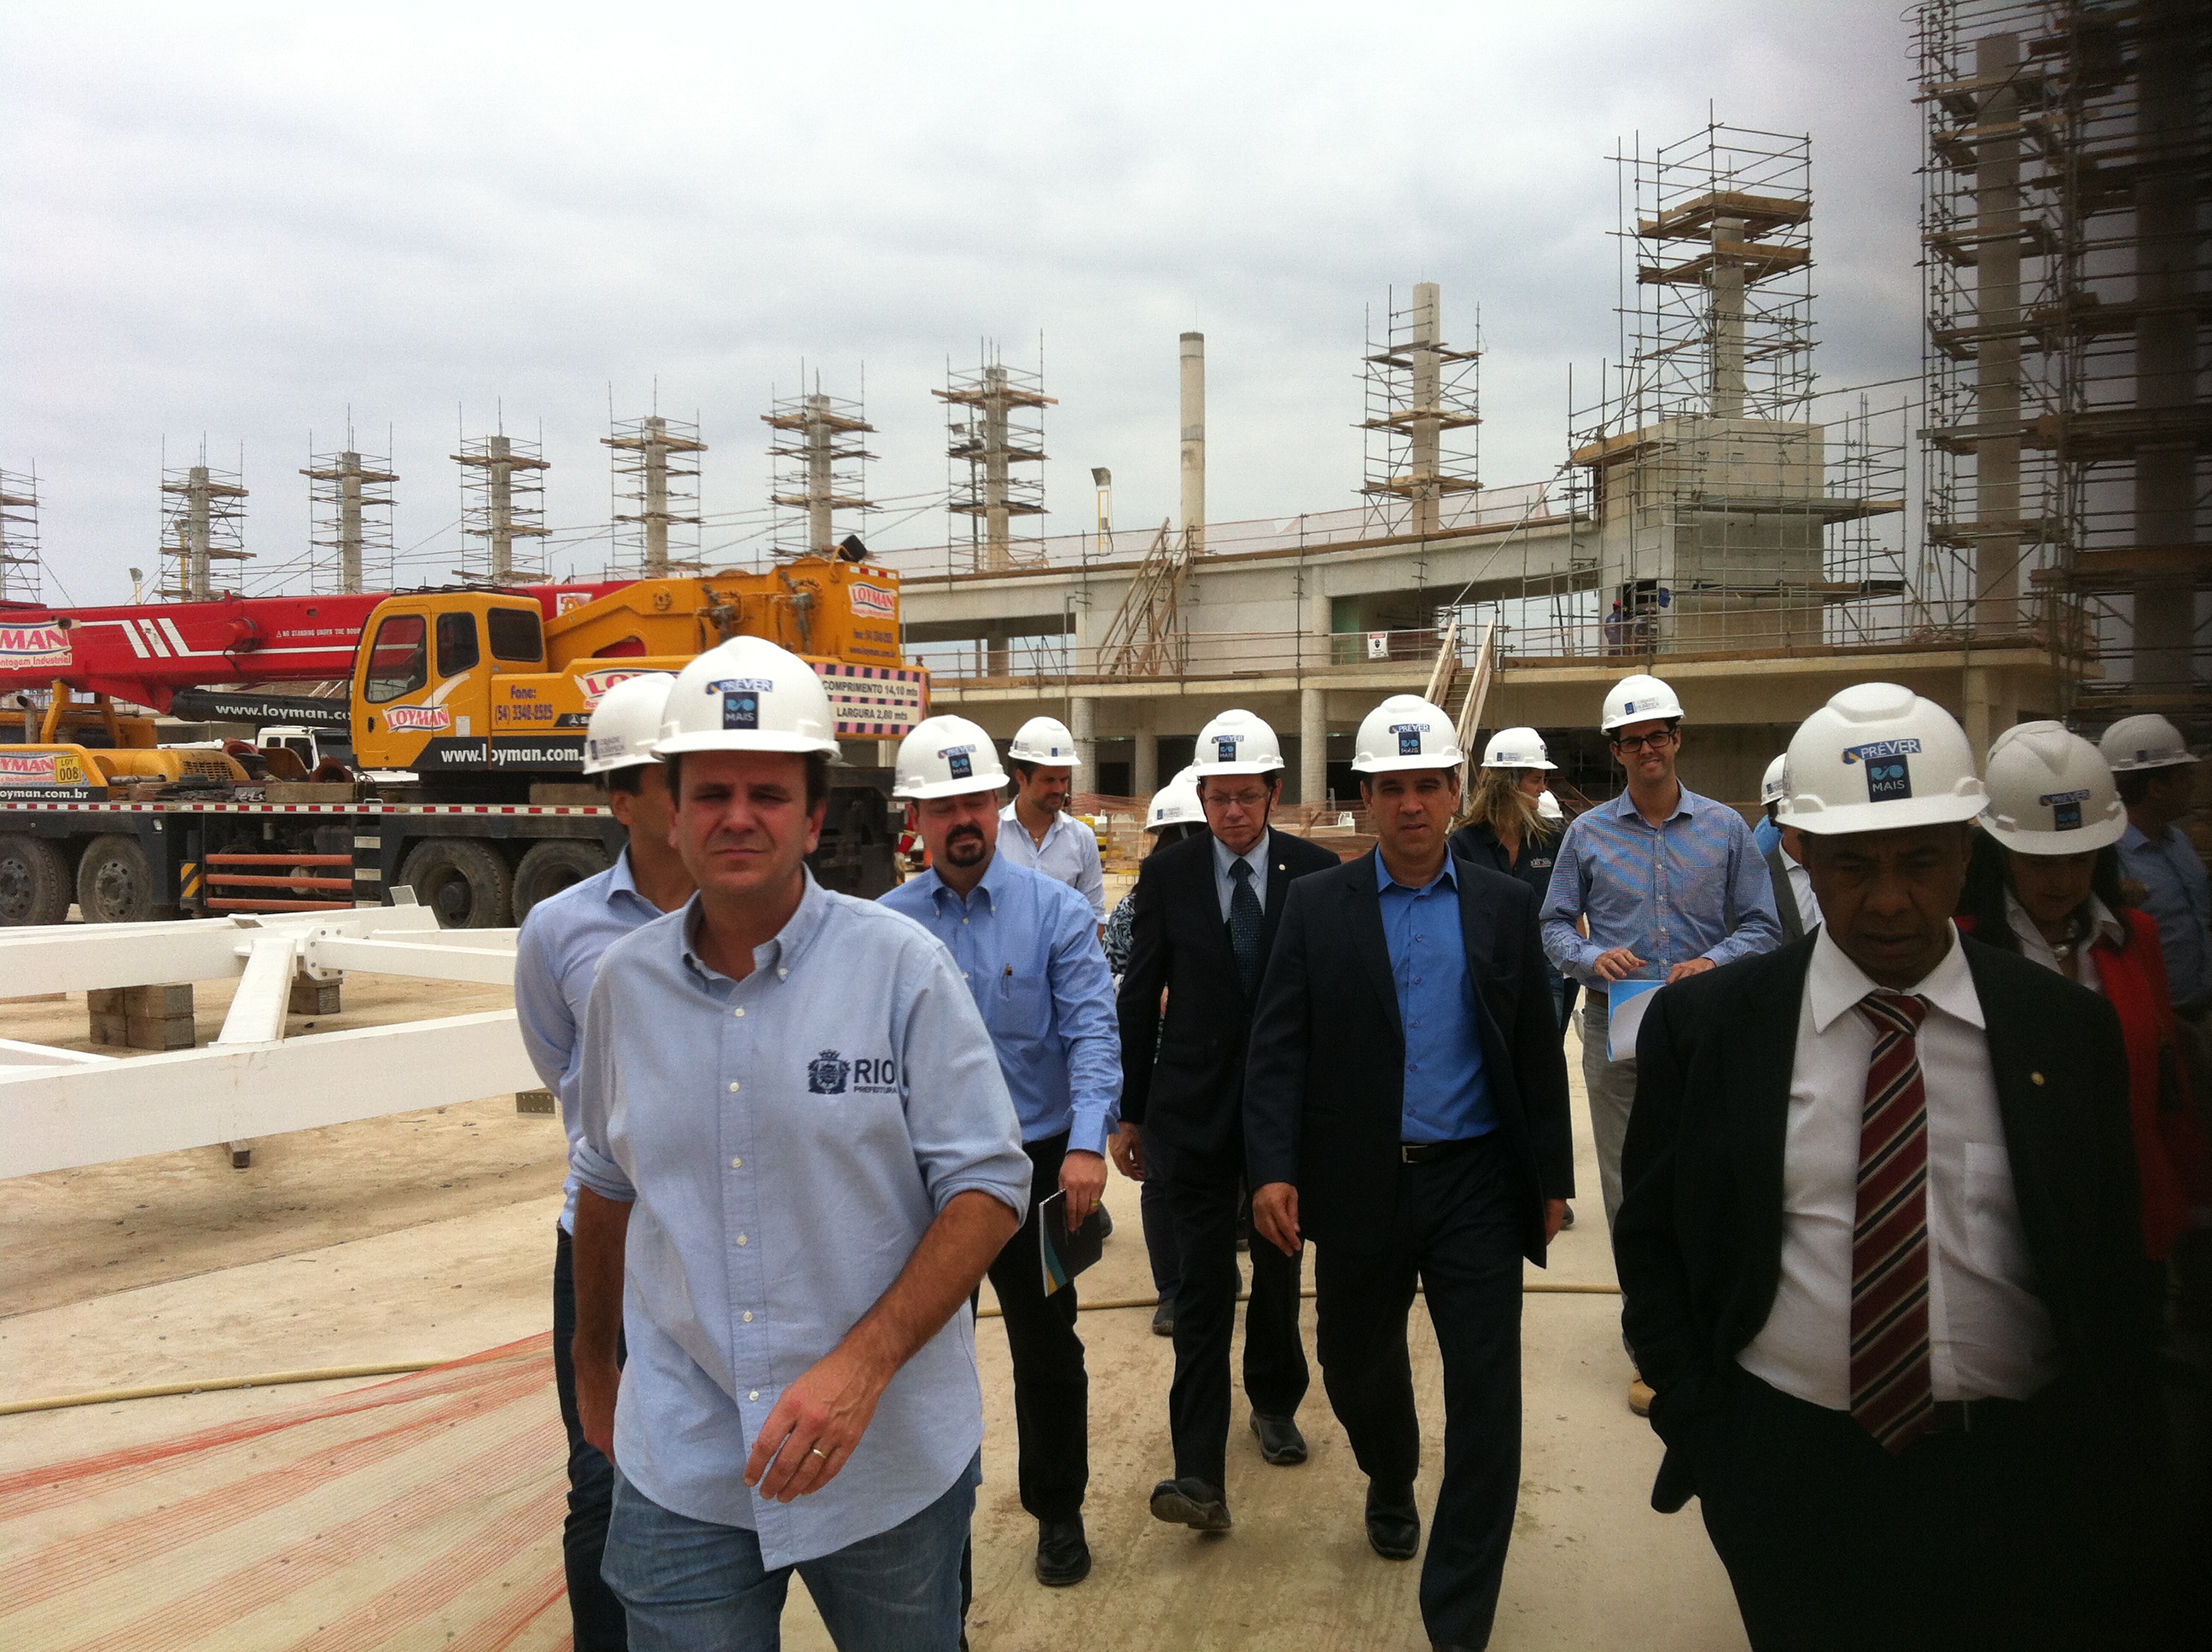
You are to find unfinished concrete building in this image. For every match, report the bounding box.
[938,349,1054,573]
[301,438,397,596]
[159,455,250,602]
[765,379,876,559]
[605,413,707,577]
[452,428,550,585]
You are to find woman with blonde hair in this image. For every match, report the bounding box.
[1448,725,1575,1035]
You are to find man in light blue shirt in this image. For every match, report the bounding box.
[1376,854,1494,1143]
[879,713,1121,1588]
[514,671,689,1652]
[571,638,1029,1652]
[998,714,1106,920]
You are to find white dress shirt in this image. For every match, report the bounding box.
[2005,890,2119,994]
[1784,854,1822,934]
[997,800,1106,920]
[1210,832,1272,922]
[1738,922,2060,1409]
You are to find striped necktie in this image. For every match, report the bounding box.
[1850,989,1935,1453]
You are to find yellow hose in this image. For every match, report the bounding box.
[0,1282,1620,1416]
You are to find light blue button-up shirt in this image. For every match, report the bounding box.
[570,872,1030,1566]
[1375,853,1494,1143]
[997,801,1106,919]
[2120,821,2212,1006]
[1211,832,1271,922]
[878,856,1122,1156]
[514,848,667,1232]
[1540,784,1782,989]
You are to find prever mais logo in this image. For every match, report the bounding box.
[0,625,72,668]
[384,704,453,733]
[1842,737,1921,804]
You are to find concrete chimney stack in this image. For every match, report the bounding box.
[1179,331,1205,554]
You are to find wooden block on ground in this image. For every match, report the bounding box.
[125,1015,195,1051]
[90,1010,130,1046]
[87,987,125,1016]
[515,1089,557,1116]
[288,973,342,1016]
[229,1141,253,1168]
[123,983,194,1019]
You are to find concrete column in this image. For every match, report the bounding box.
[1708,220,1748,419]
[1301,685,1326,809]
[806,393,834,555]
[1069,695,1097,785]
[1132,724,1158,796]
[337,452,364,593]
[1410,282,1442,537]
[1960,664,2015,761]
[1180,333,1206,555]
[1971,32,2023,636]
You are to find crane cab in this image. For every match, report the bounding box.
[351,592,548,773]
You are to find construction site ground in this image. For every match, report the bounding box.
[0,911,1746,1650]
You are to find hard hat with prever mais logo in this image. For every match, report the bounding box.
[1192,709,1286,777]
[1482,727,1557,771]
[894,714,1010,800]
[1008,716,1082,766]
[655,636,841,758]
[582,672,676,774]
[1778,683,1985,835]
[1600,673,1685,733]
[1146,767,1205,832]
[1353,695,1465,775]
[1979,722,2127,854]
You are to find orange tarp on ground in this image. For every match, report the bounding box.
[1,1335,573,1652]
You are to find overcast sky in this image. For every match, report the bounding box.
[3,2,1925,605]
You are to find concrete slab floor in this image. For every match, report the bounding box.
[0,986,1746,1649]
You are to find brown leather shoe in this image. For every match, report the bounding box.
[1628,1376,1655,1417]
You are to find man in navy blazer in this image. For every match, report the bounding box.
[1247,694,1573,1652]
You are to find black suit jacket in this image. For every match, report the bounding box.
[1615,933,2163,1513]
[1243,850,1575,1264]
[1116,825,1342,1162]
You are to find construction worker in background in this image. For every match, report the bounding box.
[1615,683,2174,1648]
[1540,672,1782,1416]
[1753,753,1787,858]
[878,713,1122,1589]
[570,637,1030,1651]
[1102,766,1208,1338]
[515,671,690,1652]
[1246,693,1572,1652]
[2103,714,2212,1130]
[998,714,1106,922]
[1115,708,1337,1535]
[1760,756,1822,945]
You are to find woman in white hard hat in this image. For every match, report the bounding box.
[1958,723,2212,1267]
[1449,726,1578,1044]
[2104,713,2212,1127]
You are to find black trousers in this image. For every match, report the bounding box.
[1150,1130,1309,1491]
[982,1131,1090,1521]
[551,1224,629,1652]
[1695,1369,2172,1651]
[1313,1134,1523,1650]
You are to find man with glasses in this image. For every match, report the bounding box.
[1115,708,1338,1534]
[1540,673,1781,1415]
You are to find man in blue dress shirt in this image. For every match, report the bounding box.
[878,713,1121,1588]
[569,638,1031,1652]
[515,672,690,1652]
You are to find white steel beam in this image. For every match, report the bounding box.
[0,900,443,994]
[302,934,521,986]
[0,1011,536,1178]
[217,935,300,1045]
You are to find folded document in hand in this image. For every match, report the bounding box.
[1607,978,1664,1062]
[1038,1191,1107,1296]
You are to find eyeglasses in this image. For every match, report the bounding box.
[1610,730,1678,753]
[1203,790,1272,811]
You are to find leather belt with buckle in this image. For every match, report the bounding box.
[1400,1137,1484,1166]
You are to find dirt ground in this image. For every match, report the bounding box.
[0,963,1747,1650]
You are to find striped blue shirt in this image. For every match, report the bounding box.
[1540,784,1783,989]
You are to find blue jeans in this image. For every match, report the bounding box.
[601,1458,976,1652]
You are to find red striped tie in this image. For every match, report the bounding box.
[1851,990,1935,1453]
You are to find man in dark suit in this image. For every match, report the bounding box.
[1762,814,1819,945]
[1115,708,1340,1533]
[1245,693,1573,1652]
[1615,683,2171,1650]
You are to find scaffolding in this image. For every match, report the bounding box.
[452,431,550,585]
[1359,282,1481,536]
[604,414,707,577]
[0,465,39,602]
[1558,121,1906,659]
[300,439,397,595]
[1920,0,2211,737]
[159,456,251,602]
[765,378,876,560]
[938,349,1052,573]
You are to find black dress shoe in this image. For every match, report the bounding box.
[1559,1202,1575,1230]
[1249,1411,1307,1465]
[1035,1515,1091,1585]
[1097,1206,1115,1240]
[1365,1480,1420,1560]
[1150,1297,1175,1337]
[1150,1475,1232,1532]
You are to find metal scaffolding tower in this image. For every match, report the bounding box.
[0,466,40,602]
[452,431,550,585]
[604,414,707,577]
[300,441,397,594]
[1360,282,1481,536]
[937,350,1053,573]
[765,381,875,560]
[160,456,251,601]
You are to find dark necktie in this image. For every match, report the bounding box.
[1228,858,1263,998]
[1850,990,1934,1453]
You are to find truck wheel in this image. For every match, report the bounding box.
[0,835,72,926]
[399,839,514,928]
[512,840,613,920]
[76,834,178,924]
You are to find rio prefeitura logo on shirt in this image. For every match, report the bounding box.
[806,1050,899,1096]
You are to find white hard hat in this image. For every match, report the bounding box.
[1008,715,1082,768]
[655,635,841,759]
[1193,708,1285,776]
[1536,789,1564,822]
[894,713,1010,800]
[581,672,676,775]
[1980,721,2127,854]
[2098,713,2197,773]
[1352,694,1466,775]
[1601,673,1686,733]
[1779,682,1986,836]
[1146,766,1204,832]
[1759,753,1790,807]
[1481,726,1556,771]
